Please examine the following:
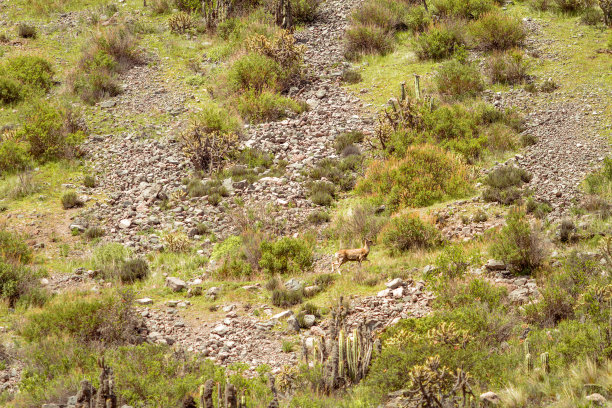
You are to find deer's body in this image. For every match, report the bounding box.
[331,239,372,274]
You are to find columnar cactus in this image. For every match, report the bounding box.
[540,352,550,374]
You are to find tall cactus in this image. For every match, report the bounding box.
[540,352,550,374]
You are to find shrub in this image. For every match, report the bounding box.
[237,89,305,123]
[414,24,462,60]
[380,214,441,254]
[540,78,558,93]
[307,210,331,224]
[308,181,335,206]
[0,77,22,105]
[485,123,519,152]
[0,139,32,173]
[150,0,171,14]
[0,229,33,264]
[344,24,394,60]
[216,257,253,279]
[530,0,553,10]
[93,243,131,276]
[435,58,484,99]
[333,203,387,247]
[431,0,494,19]
[335,130,365,154]
[17,23,37,39]
[581,7,604,24]
[559,219,576,243]
[405,5,432,33]
[20,291,142,345]
[180,107,240,172]
[554,0,591,12]
[350,0,408,33]
[483,165,531,204]
[0,261,47,307]
[340,68,363,84]
[174,0,202,12]
[168,12,195,34]
[3,55,54,91]
[120,259,150,283]
[61,191,84,209]
[228,53,282,93]
[490,209,547,275]
[292,0,321,23]
[83,174,97,188]
[307,157,361,192]
[17,102,85,162]
[521,133,537,146]
[357,144,472,211]
[84,227,105,240]
[259,237,313,275]
[486,50,529,85]
[468,12,526,51]
[272,287,304,306]
[70,26,141,103]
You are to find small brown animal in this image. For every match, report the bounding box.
[331,239,372,274]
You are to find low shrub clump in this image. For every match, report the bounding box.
[357,144,472,211]
[17,23,37,39]
[2,55,54,91]
[490,209,548,275]
[259,237,313,275]
[379,213,441,255]
[69,25,142,104]
[482,165,532,205]
[435,54,484,99]
[486,50,529,85]
[0,229,32,263]
[120,258,150,283]
[414,24,463,60]
[332,202,387,247]
[61,191,84,209]
[431,0,495,19]
[468,12,526,51]
[344,25,393,60]
[0,77,22,105]
[237,89,305,123]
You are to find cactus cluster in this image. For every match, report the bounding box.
[203,0,231,28]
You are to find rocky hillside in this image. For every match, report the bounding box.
[0,0,611,406]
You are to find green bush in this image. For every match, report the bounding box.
[175,0,202,12]
[431,0,494,19]
[486,50,529,84]
[19,291,141,345]
[0,77,22,104]
[272,287,304,307]
[93,242,132,277]
[350,0,410,33]
[307,157,361,192]
[344,24,394,60]
[192,103,241,134]
[468,12,526,51]
[308,181,336,206]
[554,0,591,12]
[483,165,532,204]
[259,237,313,275]
[83,174,97,188]
[0,139,32,173]
[3,55,54,91]
[0,261,47,307]
[307,210,331,224]
[120,259,150,283]
[228,53,283,93]
[61,191,84,209]
[17,23,37,39]
[357,144,472,211]
[0,229,32,264]
[292,0,321,23]
[405,5,432,33]
[413,24,463,60]
[335,130,365,154]
[380,214,441,254]
[216,257,253,279]
[490,209,547,275]
[84,226,105,240]
[435,58,484,99]
[237,89,305,123]
[332,202,387,248]
[580,7,603,24]
[70,26,141,103]
[17,102,85,162]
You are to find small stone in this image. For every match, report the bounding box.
[302,314,316,328]
[40,278,49,286]
[272,310,293,320]
[485,259,506,271]
[480,391,501,404]
[377,289,391,298]
[392,287,404,298]
[136,298,153,305]
[119,219,132,229]
[586,393,606,405]
[212,324,229,336]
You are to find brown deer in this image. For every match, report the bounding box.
[331,239,372,275]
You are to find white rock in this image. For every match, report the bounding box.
[136,298,153,305]
[119,219,132,229]
[272,310,293,320]
[386,278,404,289]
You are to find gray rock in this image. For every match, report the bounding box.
[480,391,501,404]
[285,278,303,292]
[586,393,606,405]
[100,100,117,108]
[212,324,229,336]
[272,310,293,320]
[485,259,506,271]
[386,278,404,289]
[287,316,300,332]
[165,277,186,292]
[206,286,220,299]
[302,314,316,328]
[136,297,153,305]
